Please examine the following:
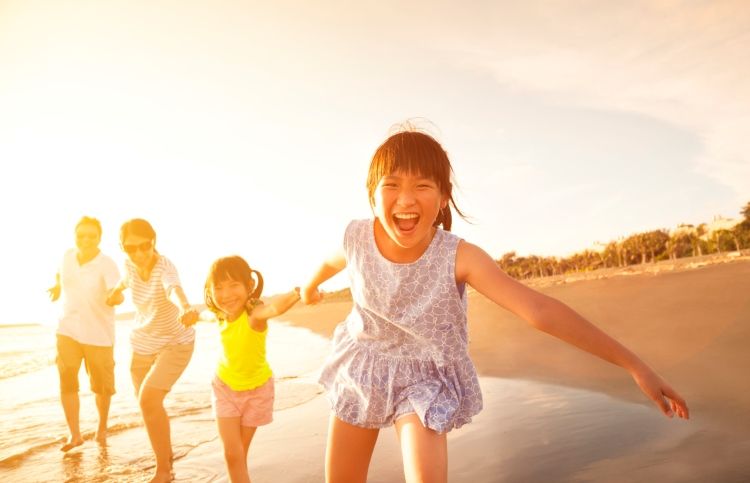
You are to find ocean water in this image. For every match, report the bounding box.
[0,318,331,480]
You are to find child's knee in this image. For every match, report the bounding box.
[223,447,246,467]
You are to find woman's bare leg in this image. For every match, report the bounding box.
[139,386,172,483]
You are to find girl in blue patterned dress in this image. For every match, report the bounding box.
[301,129,689,483]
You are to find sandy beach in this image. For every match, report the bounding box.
[2,257,749,482]
[270,256,750,482]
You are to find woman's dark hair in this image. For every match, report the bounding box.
[204,255,264,319]
[120,218,156,244]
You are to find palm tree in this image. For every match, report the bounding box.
[742,201,750,222]
[695,224,707,256]
[644,229,669,262]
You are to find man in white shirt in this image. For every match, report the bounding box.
[48,216,120,451]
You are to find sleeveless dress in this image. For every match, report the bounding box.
[318,219,483,433]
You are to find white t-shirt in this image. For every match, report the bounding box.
[57,249,121,347]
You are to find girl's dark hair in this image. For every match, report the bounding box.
[120,218,157,244]
[366,130,466,231]
[204,255,264,319]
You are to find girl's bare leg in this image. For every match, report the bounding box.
[395,414,447,483]
[216,417,256,483]
[326,415,379,483]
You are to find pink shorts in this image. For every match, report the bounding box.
[211,376,274,427]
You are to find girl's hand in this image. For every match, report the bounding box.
[106,287,124,306]
[631,365,689,420]
[179,307,200,327]
[301,285,323,305]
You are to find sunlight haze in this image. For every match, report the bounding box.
[1,1,747,325]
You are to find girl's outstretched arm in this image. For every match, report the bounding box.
[456,240,689,420]
[248,288,302,331]
[301,248,346,305]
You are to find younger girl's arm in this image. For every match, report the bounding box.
[248,288,301,331]
[301,248,346,305]
[456,240,689,420]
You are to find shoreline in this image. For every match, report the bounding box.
[2,257,748,481]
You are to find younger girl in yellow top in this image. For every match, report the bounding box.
[204,256,300,483]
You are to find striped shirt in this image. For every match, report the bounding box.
[124,254,195,355]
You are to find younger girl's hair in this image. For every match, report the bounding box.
[120,218,157,244]
[366,129,466,231]
[204,255,264,319]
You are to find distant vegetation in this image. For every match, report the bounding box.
[497,201,750,280]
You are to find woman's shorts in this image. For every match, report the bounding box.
[211,376,274,427]
[130,343,194,394]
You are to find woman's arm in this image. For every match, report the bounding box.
[168,285,199,326]
[248,288,301,331]
[456,240,689,419]
[301,248,346,305]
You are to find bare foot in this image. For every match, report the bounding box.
[148,469,173,483]
[94,429,107,445]
[60,436,84,452]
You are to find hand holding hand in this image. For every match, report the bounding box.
[106,287,124,306]
[301,285,323,305]
[631,365,689,420]
[180,306,200,327]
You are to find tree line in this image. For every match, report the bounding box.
[497,201,750,280]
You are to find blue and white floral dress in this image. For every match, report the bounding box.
[319,219,483,433]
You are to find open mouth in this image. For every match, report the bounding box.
[221,300,241,308]
[393,212,419,233]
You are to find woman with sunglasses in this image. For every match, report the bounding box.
[106,218,198,483]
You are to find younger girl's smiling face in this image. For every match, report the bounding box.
[372,170,448,259]
[211,277,250,321]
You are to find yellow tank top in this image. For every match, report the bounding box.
[216,310,272,391]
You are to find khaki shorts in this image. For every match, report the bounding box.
[130,343,194,394]
[56,334,115,395]
[212,376,274,427]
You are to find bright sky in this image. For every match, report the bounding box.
[1,1,748,325]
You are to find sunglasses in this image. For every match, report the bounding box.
[122,241,153,254]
